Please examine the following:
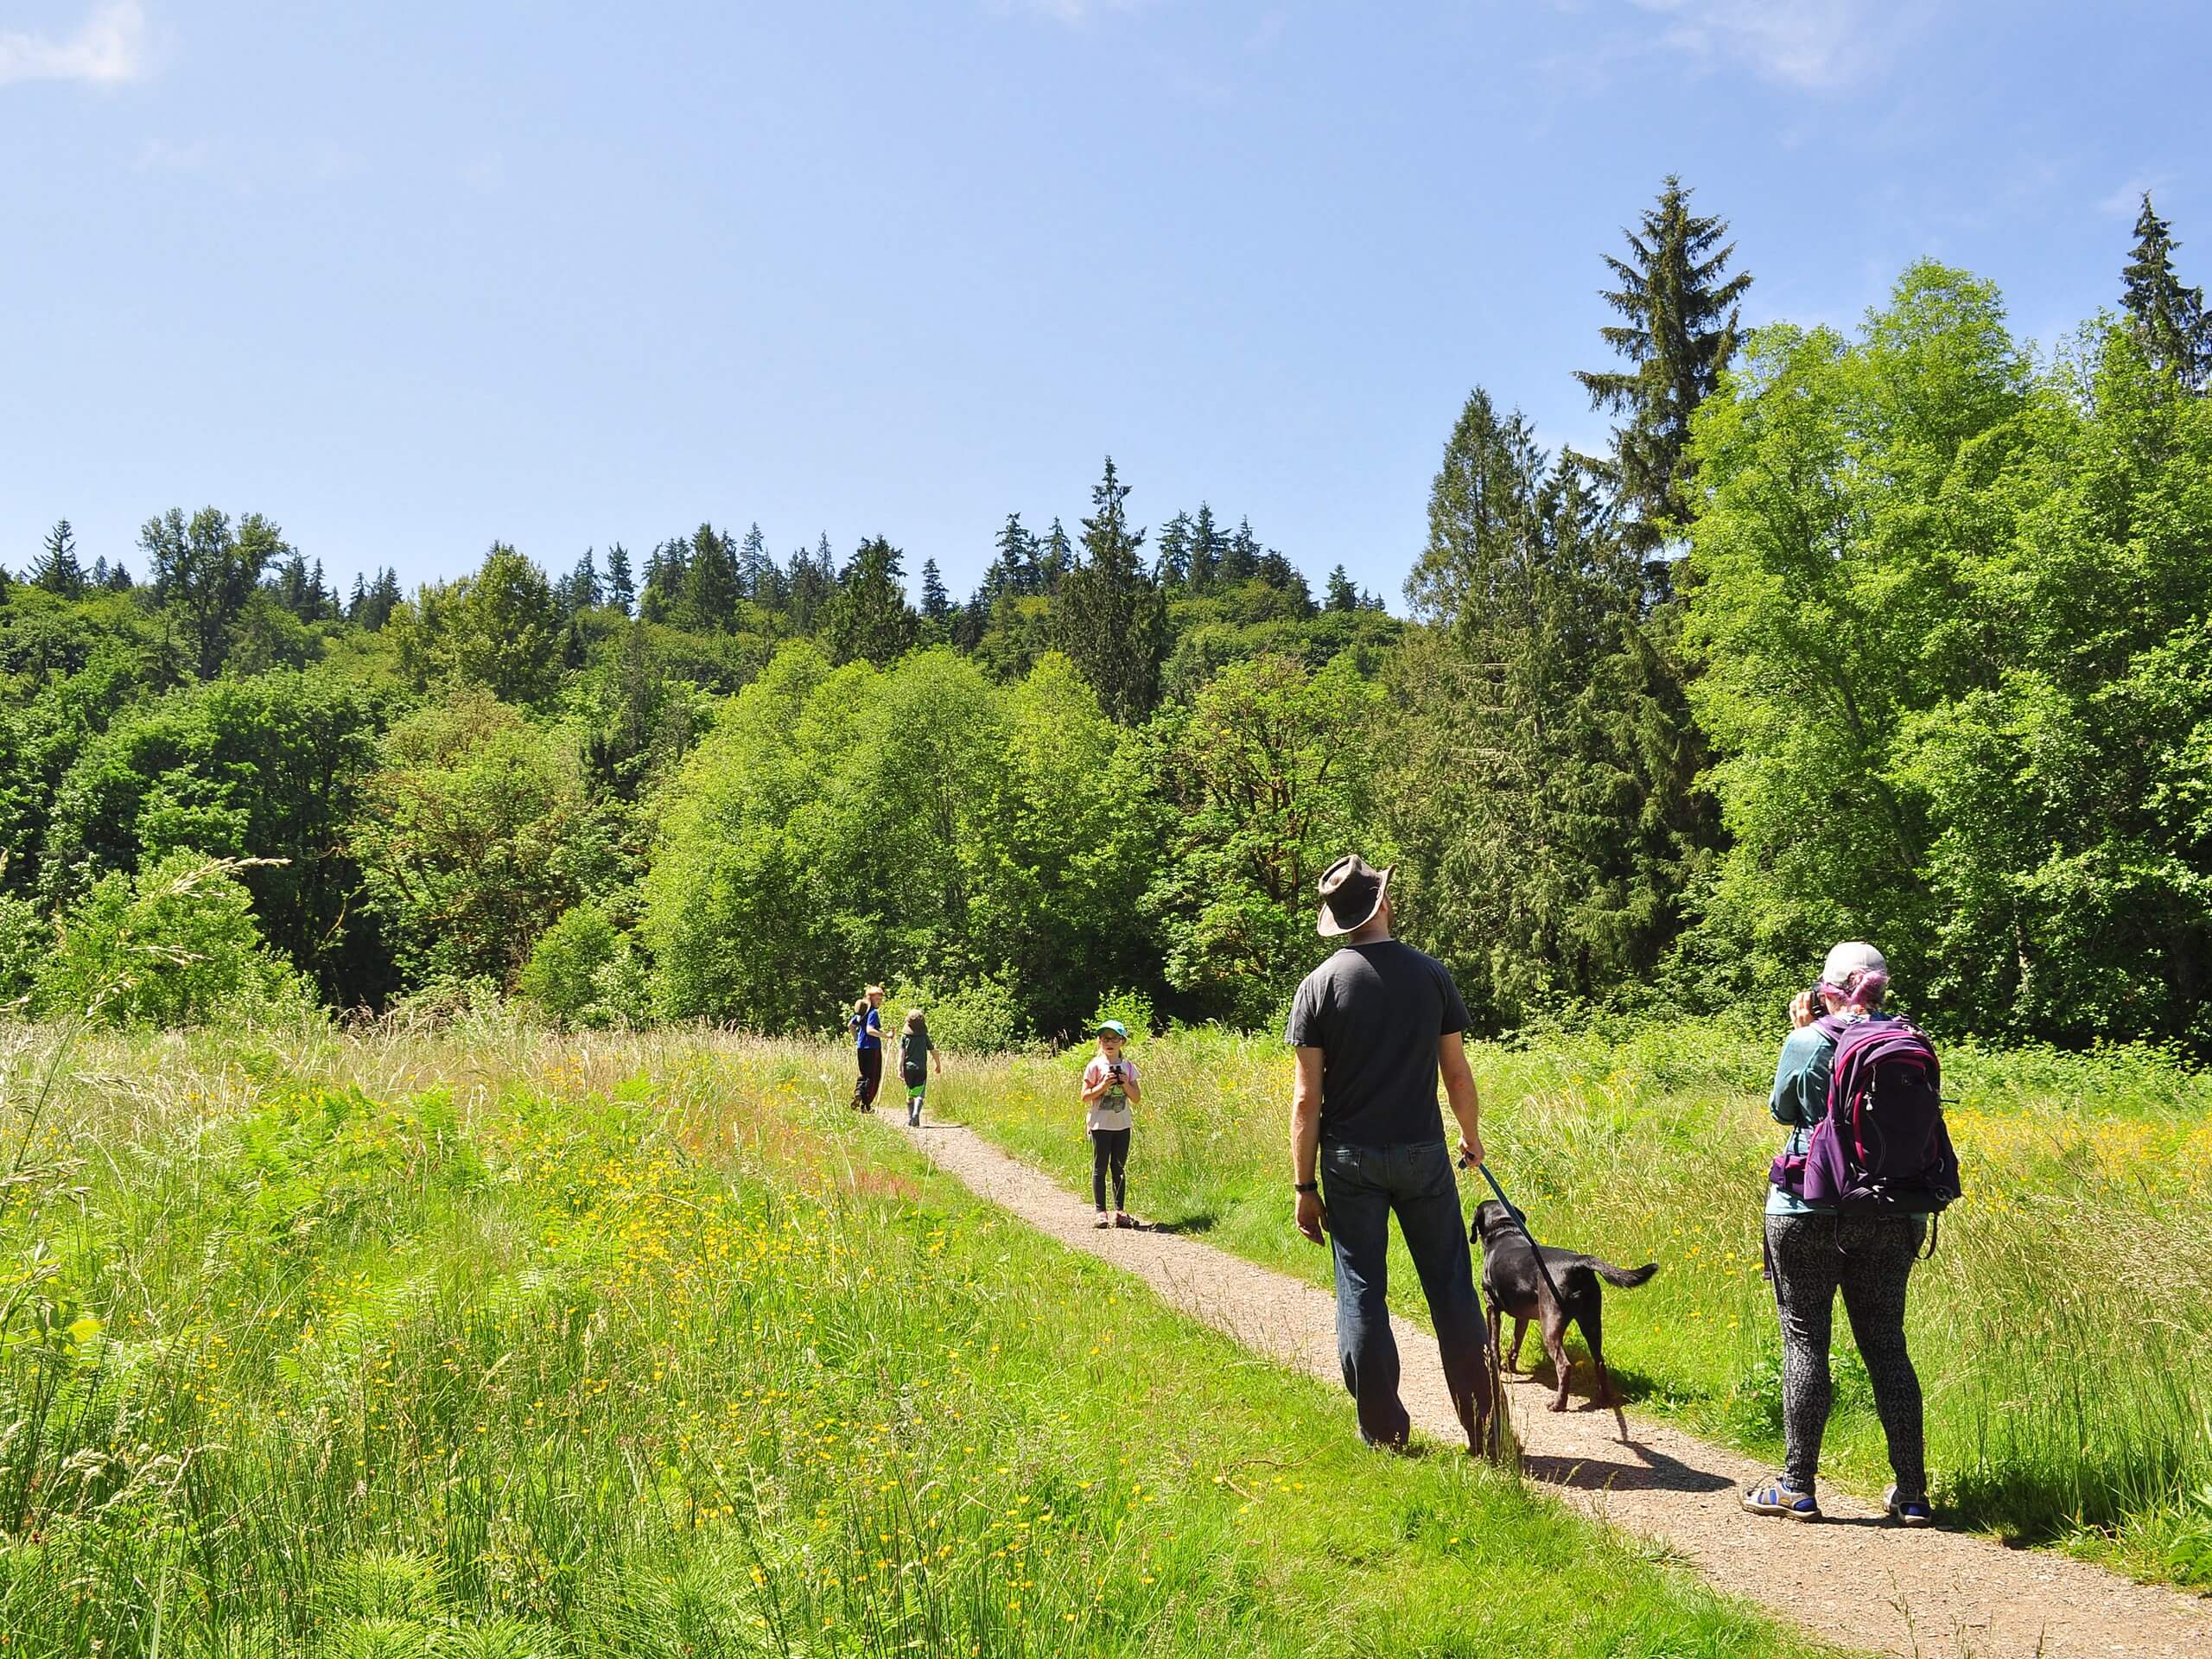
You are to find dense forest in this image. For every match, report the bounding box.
[6,182,2212,1050]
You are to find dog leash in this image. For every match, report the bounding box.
[1465,1157,1571,1323]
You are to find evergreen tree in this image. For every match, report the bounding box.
[1037,518,1074,594]
[738,522,774,598]
[820,537,920,666]
[350,572,370,619]
[359,568,402,632]
[1154,510,1193,588]
[786,535,837,634]
[605,542,637,614]
[994,512,1038,595]
[1187,503,1225,592]
[919,558,952,622]
[1386,387,1707,1025]
[2121,194,2212,392]
[1324,563,1359,612]
[32,520,85,597]
[1573,175,1751,562]
[1221,517,1262,585]
[681,523,741,631]
[309,558,334,620]
[639,536,689,625]
[104,558,133,593]
[270,550,318,620]
[560,548,603,614]
[1053,457,1166,723]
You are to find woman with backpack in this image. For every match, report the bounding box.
[1744,940,1942,1529]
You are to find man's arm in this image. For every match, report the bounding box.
[1292,1046,1327,1243]
[1439,1033,1483,1168]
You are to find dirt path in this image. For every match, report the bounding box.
[892,1116,2212,1659]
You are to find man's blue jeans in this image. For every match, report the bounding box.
[1320,1139,1492,1449]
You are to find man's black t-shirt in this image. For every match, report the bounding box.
[1284,940,1471,1148]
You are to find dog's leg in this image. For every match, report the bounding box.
[1507,1316,1528,1373]
[1540,1297,1573,1412]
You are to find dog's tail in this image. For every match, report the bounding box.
[1586,1259,1658,1289]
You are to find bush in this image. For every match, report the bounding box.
[34,852,309,1027]
[887,976,1028,1054]
[518,904,616,1027]
[519,904,653,1031]
[1091,986,1157,1038]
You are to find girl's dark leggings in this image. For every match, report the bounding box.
[1091,1127,1130,1211]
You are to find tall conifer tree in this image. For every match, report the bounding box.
[1574,176,1751,563]
[919,558,952,622]
[1053,457,1166,723]
[2122,194,2212,392]
[605,543,637,613]
[682,524,741,631]
[1186,503,1224,593]
[32,520,85,597]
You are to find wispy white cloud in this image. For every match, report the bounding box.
[0,1,148,88]
[1625,0,1880,92]
[2096,175,2173,218]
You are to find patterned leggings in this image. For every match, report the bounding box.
[1764,1212,1928,1503]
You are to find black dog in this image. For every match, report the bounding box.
[1471,1199,1656,1439]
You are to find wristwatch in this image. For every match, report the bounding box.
[1294,1180,1319,1194]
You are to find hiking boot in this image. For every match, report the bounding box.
[1114,1211,1136,1229]
[1094,1213,1111,1229]
[1742,1478,1820,1521]
[907,1103,921,1127]
[1885,1485,1934,1527]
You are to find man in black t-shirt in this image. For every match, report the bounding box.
[1286,855,1493,1452]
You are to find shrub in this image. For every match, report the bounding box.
[887,975,1027,1053]
[518,903,617,1027]
[519,906,653,1030]
[1091,986,1157,1038]
[33,852,308,1027]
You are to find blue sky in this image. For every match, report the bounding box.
[4,1,2207,606]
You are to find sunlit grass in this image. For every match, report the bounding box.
[0,1017,1827,1656]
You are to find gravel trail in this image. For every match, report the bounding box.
[893,1116,2212,1659]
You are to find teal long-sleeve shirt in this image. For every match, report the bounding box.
[1765,1022,1838,1217]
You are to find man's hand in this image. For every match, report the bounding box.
[1295,1189,1328,1244]
[1789,989,1816,1029]
[1456,1131,1484,1171]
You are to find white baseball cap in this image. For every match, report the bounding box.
[1821,941,1887,985]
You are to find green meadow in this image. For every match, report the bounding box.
[946,1020,2212,1588]
[0,1020,1827,1658]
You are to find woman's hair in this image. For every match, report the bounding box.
[1818,969,1889,1012]
[854,996,869,1015]
[1837,969,1889,1011]
[904,1007,925,1031]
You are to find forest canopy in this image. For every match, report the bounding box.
[8,183,2212,1049]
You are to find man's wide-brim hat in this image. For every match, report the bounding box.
[1316,855,1393,938]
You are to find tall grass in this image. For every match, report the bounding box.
[0,1019,1824,1656]
[949,1019,2212,1586]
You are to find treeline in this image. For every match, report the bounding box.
[6,184,2212,1049]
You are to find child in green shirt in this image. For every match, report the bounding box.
[899,1007,942,1127]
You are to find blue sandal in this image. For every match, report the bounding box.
[1743,1478,1821,1521]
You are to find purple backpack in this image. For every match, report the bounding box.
[1770,1015,1961,1214]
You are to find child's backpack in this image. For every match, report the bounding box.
[1771,1015,1961,1216]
